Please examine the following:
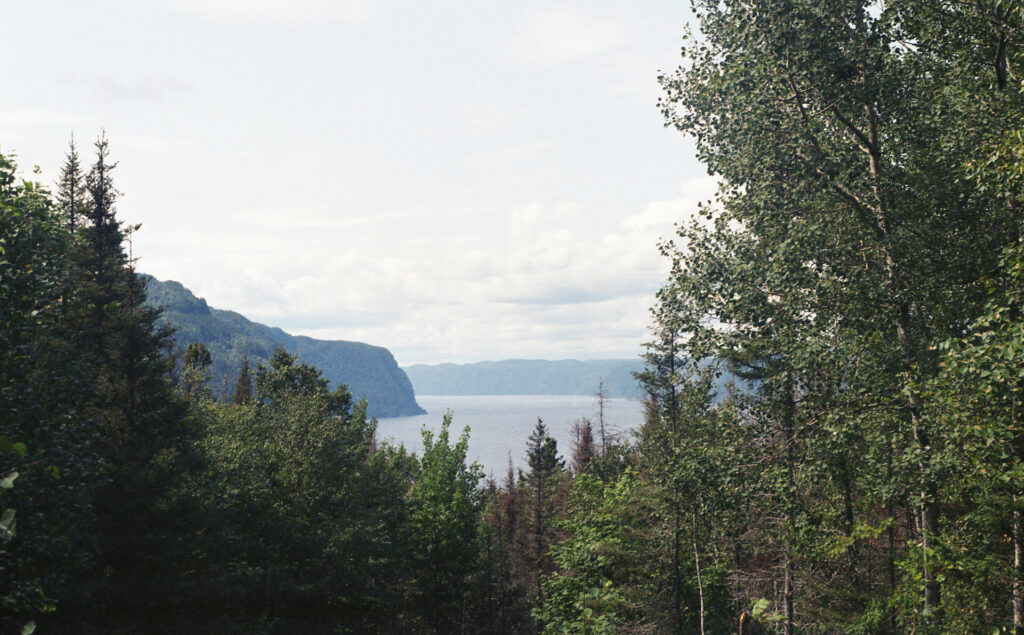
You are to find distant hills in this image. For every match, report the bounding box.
[142,276,425,418]
[402,359,647,399]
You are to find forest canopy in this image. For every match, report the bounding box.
[2,0,1023,633]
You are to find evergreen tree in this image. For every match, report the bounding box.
[232,355,253,404]
[570,417,595,475]
[60,133,188,625]
[55,134,86,233]
[522,418,565,609]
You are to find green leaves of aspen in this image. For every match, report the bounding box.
[0,471,18,490]
[1,508,16,542]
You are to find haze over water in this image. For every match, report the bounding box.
[377,394,646,477]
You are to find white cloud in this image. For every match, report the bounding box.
[168,0,374,23]
[0,111,90,126]
[507,7,625,64]
[59,72,189,104]
[119,135,194,153]
[5,0,708,367]
[620,175,717,234]
[139,178,716,365]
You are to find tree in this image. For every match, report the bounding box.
[255,347,351,415]
[522,418,566,609]
[925,243,1024,632]
[655,0,1023,629]
[408,414,485,631]
[180,342,212,401]
[536,469,651,634]
[194,348,412,630]
[570,417,595,475]
[232,356,253,404]
[58,133,190,626]
[55,134,86,233]
[0,149,98,627]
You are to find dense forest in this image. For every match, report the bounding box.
[2,1,1024,633]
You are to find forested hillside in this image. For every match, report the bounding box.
[403,359,647,398]
[143,276,424,418]
[2,1,1024,633]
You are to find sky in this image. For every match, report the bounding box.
[2,0,712,366]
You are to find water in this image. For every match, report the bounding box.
[376,394,646,478]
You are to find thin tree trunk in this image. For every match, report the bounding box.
[781,375,796,635]
[783,552,794,635]
[672,509,683,635]
[887,451,898,633]
[1014,500,1022,633]
[693,508,706,635]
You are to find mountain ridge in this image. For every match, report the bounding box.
[142,275,425,418]
[402,358,647,399]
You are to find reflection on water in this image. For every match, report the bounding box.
[376,394,646,478]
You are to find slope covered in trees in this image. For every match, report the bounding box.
[143,275,425,417]
[3,0,1023,632]
[403,359,647,399]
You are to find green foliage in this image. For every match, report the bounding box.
[3,2,1022,626]
[536,469,649,634]
[231,355,253,404]
[0,148,98,627]
[180,341,213,401]
[408,413,485,631]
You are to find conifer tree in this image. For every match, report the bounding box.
[522,418,565,606]
[232,356,253,404]
[570,417,595,474]
[63,133,186,624]
[55,134,85,233]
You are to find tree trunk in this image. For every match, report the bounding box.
[1014,499,1022,633]
[783,553,794,635]
[693,508,706,635]
[672,509,683,635]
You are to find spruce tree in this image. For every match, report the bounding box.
[570,417,595,474]
[62,133,186,625]
[55,134,86,233]
[232,356,253,405]
[522,419,564,606]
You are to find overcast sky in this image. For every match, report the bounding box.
[3,0,711,365]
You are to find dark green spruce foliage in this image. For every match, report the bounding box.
[55,135,86,233]
[231,355,253,404]
[59,135,193,628]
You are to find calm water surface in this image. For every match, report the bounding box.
[377,394,645,478]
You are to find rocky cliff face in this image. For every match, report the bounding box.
[143,275,425,418]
